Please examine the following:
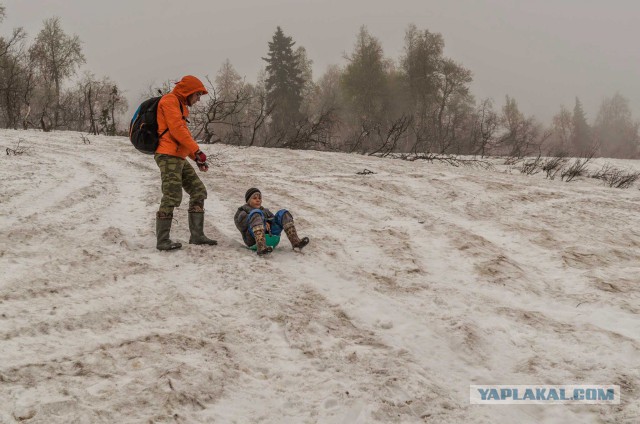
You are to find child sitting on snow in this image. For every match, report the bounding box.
[234,187,309,255]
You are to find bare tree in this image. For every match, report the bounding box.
[0,29,30,128]
[0,27,25,60]
[399,25,475,155]
[276,106,339,150]
[401,24,443,126]
[98,83,127,135]
[85,80,97,134]
[187,75,277,147]
[54,73,126,134]
[245,70,275,147]
[498,95,551,158]
[428,59,473,153]
[468,98,499,157]
[550,105,573,154]
[29,17,85,129]
[368,115,413,157]
[211,61,249,144]
[593,93,640,158]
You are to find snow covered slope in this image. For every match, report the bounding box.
[0,130,638,423]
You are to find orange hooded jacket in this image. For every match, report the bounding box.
[155,75,208,159]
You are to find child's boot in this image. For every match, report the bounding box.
[283,222,309,250]
[252,225,273,256]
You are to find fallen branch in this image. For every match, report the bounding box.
[356,168,375,175]
[542,155,567,180]
[591,164,640,189]
[519,154,543,175]
[5,138,31,156]
[561,156,592,182]
[398,153,493,170]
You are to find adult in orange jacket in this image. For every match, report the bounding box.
[154,75,217,251]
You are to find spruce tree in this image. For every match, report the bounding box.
[341,26,388,122]
[263,26,305,129]
[572,97,591,154]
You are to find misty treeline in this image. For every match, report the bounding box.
[0,8,126,135]
[1,8,638,159]
[183,25,639,159]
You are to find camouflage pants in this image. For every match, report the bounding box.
[154,154,207,215]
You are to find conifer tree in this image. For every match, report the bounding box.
[263,26,305,129]
[572,97,591,154]
[341,26,388,122]
[215,59,243,100]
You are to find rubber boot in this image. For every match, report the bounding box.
[283,222,309,250]
[252,225,273,256]
[156,213,182,251]
[188,212,218,245]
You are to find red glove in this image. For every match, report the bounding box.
[195,150,208,172]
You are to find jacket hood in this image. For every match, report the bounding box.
[172,75,208,101]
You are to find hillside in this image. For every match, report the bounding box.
[0,130,638,423]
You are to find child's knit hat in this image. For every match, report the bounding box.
[245,187,261,203]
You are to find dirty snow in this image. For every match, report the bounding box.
[0,130,638,423]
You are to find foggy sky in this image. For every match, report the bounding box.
[2,0,639,124]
